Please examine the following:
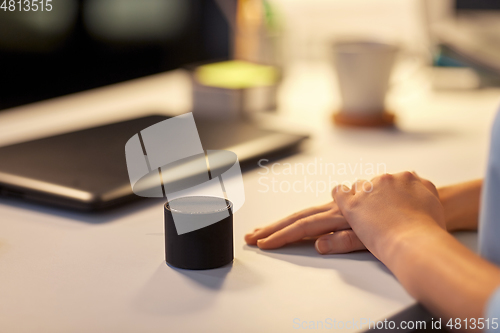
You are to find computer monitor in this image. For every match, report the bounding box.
[0,0,232,110]
[456,0,500,10]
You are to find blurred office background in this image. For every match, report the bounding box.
[2,0,500,155]
[0,0,231,110]
[2,0,500,114]
[265,0,500,130]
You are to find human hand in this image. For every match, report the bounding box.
[244,201,367,254]
[332,172,445,262]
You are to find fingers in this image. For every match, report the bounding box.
[245,202,333,245]
[315,230,366,254]
[332,184,354,200]
[256,210,349,249]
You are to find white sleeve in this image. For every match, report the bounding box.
[481,107,500,332]
[479,108,500,265]
[486,287,500,332]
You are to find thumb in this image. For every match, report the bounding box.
[315,230,366,254]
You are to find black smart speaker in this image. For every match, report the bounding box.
[164,196,234,270]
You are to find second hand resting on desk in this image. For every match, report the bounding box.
[246,174,500,327]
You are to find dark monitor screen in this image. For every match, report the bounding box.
[0,0,231,110]
[456,0,500,10]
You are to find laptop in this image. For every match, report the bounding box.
[0,115,307,210]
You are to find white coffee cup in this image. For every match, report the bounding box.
[333,41,398,116]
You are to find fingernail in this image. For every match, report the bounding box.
[257,239,265,247]
[316,238,331,254]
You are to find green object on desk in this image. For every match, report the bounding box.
[195,60,278,89]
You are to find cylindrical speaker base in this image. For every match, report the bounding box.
[164,196,233,270]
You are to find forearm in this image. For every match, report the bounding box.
[439,179,482,232]
[386,224,500,322]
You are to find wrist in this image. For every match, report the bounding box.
[437,185,456,231]
[437,180,481,232]
[376,218,446,267]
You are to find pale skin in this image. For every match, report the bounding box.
[245,174,500,329]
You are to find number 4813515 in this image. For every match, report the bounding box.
[0,0,53,11]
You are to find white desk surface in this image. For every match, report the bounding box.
[0,64,499,333]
